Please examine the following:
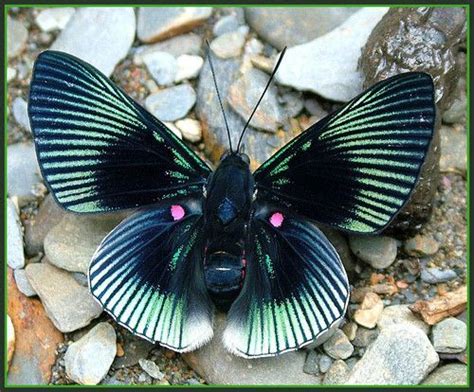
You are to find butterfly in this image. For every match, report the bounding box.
[28,49,435,358]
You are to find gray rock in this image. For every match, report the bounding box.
[133,33,202,64]
[142,51,177,86]
[349,235,398,269]
[175,55,204,82]
[213,14,241,36]
[210,29,247,59]
[137,7,212,43]
[25,262,102,332]
[342,322,358,341]
[360,8,466,113]
[422,363,467,385]
[24,194,66,256]
[245,8,360,50]
[112,335,154,368]
[7,16,27,58]
[145,84,196,122]
[65,322,116,385]
[439,125,467,174]
[377,305,429,334]
[138,359,164,380]
[35,7,75,32]
[44,213,125,274]
[319,354,333,373]
[421,268,457,284]
[303,350,319,375]
[12,97,30,131]
[72,272,89,287]
[51,8,136,76]
[7,199,25,270]
[431,317,466,354]
[7,143,42,206]
[197,56,299,168]
[183,313,320,384]
[13,268,37,297]
[278,90,304,118]
[324,360,350,385]
[352,327,379,348]
[323,329,354,360]
[275,8,388,102]
[346,325,439,385]
[442,76,466,124]
[228,68,283,132]
[404,234,440,256]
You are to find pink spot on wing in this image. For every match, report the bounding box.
[269,212,284,228]
[171,205,185,221]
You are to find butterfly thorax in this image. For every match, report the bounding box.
[203,153,254,311]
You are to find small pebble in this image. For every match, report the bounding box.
[352,326,380,348]
[421,267,457,284]
[353,292,384,329]
[213,14,240,36]
[323,329,354,360]
[142,51,177,86]
[175,54,204,82]
[163,122,183,139]
[35,7,75,32]
[7,67,17,83]
[175,118,202,143]
[210,29,247,59]
[145,84,196,122]
[431,317,466,354]
[319,354,333,373]
[139,358,164,380]
[13,268,37,297]
[342,322,358,341]
[7,199,25,270]
[12,97,30,131]
[349,235,398,269]
[323,360,350,385]
[404,234,440,256]
[302,350,319,375]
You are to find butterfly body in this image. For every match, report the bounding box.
[29,50,435,358]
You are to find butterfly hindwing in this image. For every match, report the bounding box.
[223,204,350,358]
[29,50,211,213]
[88,199,214,352]
[254,72,435,234]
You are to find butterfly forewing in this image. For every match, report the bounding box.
[88,200,214,352]
[223,205,349,358]
[254,72,435,234]
[29,50,211,213]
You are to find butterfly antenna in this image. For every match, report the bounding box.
[206,40,233,153]
[236,47,287,152]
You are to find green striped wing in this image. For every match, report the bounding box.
[254,72,435,234]
[89,200,214,351]
[223,205,349,358]
[29,50,211,213]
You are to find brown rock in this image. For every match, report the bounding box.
[353,292,384,329]
[409,286,467,325]
[7,268,64,384]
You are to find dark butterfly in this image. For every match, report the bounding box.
[28,49,435,358]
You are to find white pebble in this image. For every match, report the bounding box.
[163,122,182,139]
[35,8,75,32]
[7,67,17,83]
[176,118,202,143]
[175,55,203,83]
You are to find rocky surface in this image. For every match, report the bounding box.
[360,7,466,113]
[65,322,117,385]
[349,236,398,269]
[145,84,196,122]
[137,7,212,43]
[346,325,439,385]
[377,304,429,334]
[275,8,388,101]
[245,8,359,50]
[44,213,126,274]
[322,329,354,360]
[8,15,28,58]
[431,317,466,353]
[422,363,467,385]
[51,8,136,76]
[439,125,467,175]
[25,262,103,332]
[183,313,319,384]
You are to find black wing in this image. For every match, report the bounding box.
[223,204,349,358]
[29,50,211,213]
[254,72,435,234]
[88,199,214,351]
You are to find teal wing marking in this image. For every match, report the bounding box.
[88,200,214,351]
[254,72,436,234]
[223,205,349,358]
[29,50,211,213]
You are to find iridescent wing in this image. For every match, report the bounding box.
[89,199,214,351]
[223,205,349,358]
[254,72,435,234]
[29,50,211,213]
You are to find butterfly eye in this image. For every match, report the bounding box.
[240,153,250,164]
